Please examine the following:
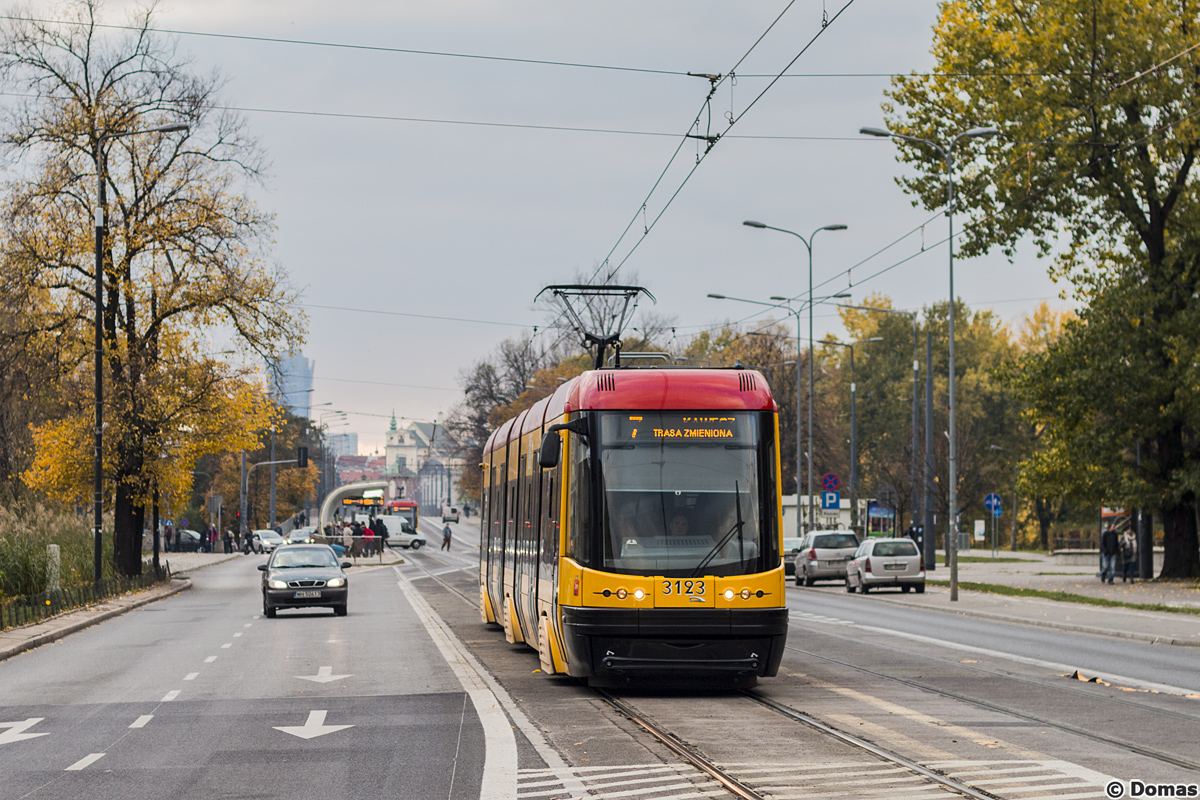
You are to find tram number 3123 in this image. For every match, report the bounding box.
[662,579,706,596]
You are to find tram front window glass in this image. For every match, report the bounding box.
[597,411,768,577]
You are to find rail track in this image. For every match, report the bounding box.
[403,549,1077,799]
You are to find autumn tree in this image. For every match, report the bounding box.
[883,0,1200,575]
[2,3,301,575]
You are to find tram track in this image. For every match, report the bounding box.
[401,552,1036,799]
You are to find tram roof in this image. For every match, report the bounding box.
[483,368,775,456]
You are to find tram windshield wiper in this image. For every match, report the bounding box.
[689,481,745,577]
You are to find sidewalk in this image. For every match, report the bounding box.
[861,553,1200,647]
[0,578,190,662]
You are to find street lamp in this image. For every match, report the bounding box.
[860,123,1000,601]
[707,289,847,537]
[93,121,189,584]
[742,220,848,535]
[823,338,883,532]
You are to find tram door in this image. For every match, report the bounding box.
[488,460,506,625]
[515,446,542,645]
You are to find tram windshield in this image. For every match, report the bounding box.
[597,411,775,577]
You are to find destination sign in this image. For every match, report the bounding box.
[602,412,754,445]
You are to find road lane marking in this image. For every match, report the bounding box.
[233,632,243,637]
[220,643,231,648]
[396,569,529,800]
[204,656,217,663]
[65,753,104,771]
[845,621,1199,695]
[273,709,354,740]
[184,672,198,681]
[161,690,180,702]
[0,718,49,745]
[129,715,153,729]
[243,623,252,628]
[296,666,352,683]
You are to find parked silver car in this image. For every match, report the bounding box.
[845,537,925,594]
[796,531,860,586]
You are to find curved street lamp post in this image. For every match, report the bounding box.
[742,220,847,535]
[860,124,1000,601]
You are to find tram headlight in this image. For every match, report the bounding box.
[616,588,628,600]
[633,588,645,600]
[723,589,735,601]
[740,588,752,600]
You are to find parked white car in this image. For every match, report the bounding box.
[845,537,925,594]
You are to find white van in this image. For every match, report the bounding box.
[441,505,460,523]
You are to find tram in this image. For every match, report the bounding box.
[479,366,788,684]
[386,499,419,531]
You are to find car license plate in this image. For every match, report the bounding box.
[884,563,905,571]
[656,578,711,607]
[294,590,321,598]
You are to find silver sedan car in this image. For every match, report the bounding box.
[796,531,860,585]
[845,537,925,594]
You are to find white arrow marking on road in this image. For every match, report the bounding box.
[296,666,352,683]
[0,718,49,745]
[273,710,354,740]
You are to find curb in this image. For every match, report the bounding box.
[0,578,192,663]
[863,590,1200,648]
[164,553,244,575]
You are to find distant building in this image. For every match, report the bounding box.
[271,354,315,417]
[383,413,465,513]
[328,433,359,459]
[334,454,387,485]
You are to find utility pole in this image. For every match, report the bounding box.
[240,452,248,538]
[269,427,277,528]
[924,331,936,571]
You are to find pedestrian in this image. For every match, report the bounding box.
[1121,529,1137,583]
[441,523,452,551]
[373,517,389,551]
[223,529,232,554]
[1099,525,1120,584]
[363,521,376,557]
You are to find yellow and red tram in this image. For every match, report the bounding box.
[479,367,788,683]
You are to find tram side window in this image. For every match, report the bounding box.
[567,431,590,562]
[541,469,559,568]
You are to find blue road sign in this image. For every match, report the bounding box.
[821,490,840,511]
[984,493,1002,517]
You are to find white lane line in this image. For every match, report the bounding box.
[161,690,180,702]
[839,620,1200,695]
[129,715,153,729]
[395,567,586,800]
[65,753,105,771]
[184,672,199,681]
[243,623,252,628]
[204,656,217,663]
[220,643,232,649]
[233,632,243,637]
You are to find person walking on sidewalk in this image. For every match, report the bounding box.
[1121,529,1138,583]
[441,523,452,551]
[1100,525,1120,584]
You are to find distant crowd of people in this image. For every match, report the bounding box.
[321,517,390,557]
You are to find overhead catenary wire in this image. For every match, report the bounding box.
[593,0,857,285]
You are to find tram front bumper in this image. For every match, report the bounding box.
[560,607,788,678]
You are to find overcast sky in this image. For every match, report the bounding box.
[99,0,1065,453]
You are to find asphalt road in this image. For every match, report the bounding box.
[786,583,1200,693]
[0,556,486,800]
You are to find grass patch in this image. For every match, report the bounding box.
[925,579,1200,615]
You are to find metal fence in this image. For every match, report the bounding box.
[0,571,167,631]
